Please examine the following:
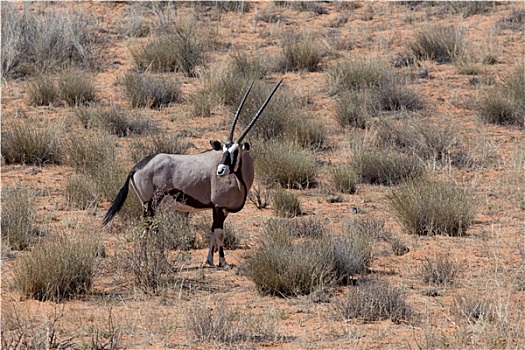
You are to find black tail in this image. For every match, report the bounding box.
[102,171,132,226]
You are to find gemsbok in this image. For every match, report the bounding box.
[103,79,283,267]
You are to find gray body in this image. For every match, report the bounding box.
[131,151,254,214]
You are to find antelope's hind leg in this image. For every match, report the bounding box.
[206,207,229,268]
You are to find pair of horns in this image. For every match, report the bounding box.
[228,79,283,144]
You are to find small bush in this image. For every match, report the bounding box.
[1,187,37,250]
[454,294,496,325]
[284,113,327,151]
[419,255,459,286]
[27,75,59,106]
[2,122,64,166]
[409,25,465,63]
[445,1,496,18]
[254,140,318,189]
[187,303,278,344]
[327,58,390,95]
[129,221,170,294]
[352,149,424,185]
[230,52,269,80]
[130,22,204,76]
[387,178,476,236]
[376,119,463,165]
[99,107,155,136]
[1,3,97,79]
[377,78,424,111]
[331,221,374,280]
[123,72,182,109]
[479,65,524,128]
[246,237,336,297]
[64,175,99,210]
[339,280,414,323]
[58,69,96,106]
[330,164,358,194]
[335,90,377,129]
[280,32,323,72]
[130,133,191,163]
[13,236,98,301]
[496,8,525,31]
[272,189,302,218]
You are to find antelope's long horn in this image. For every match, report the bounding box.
[228,81,254,142]
[235,79,283,144]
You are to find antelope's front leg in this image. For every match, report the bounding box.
[206,207,228,268]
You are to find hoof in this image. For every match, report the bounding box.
[205,261,216,268]
[218,262,232,269]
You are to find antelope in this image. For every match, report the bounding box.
[103,79,283,267]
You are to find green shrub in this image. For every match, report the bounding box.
[272,189,302,218]
[375,119,463,164]
[1,3,97,79]
[352,149,424,185]
[1,187,37,250]
[339,280,413,323]
[331,221,373,280]
[328,58,390,95]
[280,32,323,72]
[330,164,358,194]
[387,178,476,236]
[122,72,182,108]
[130,23,204,76]
[27,75,58,106]
[64,175,99,210]
[335,90,377,129]
[1,122,64,166]
[479,65,524,128]
[409,25,465,63]
[377,78,424,111]
[284,113,327,151]
[58,69,96,106]
[97,107,155,136]
[13,236,98,301]
[254,140,318,188]
[246,236,336,297]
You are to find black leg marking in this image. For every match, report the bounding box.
[219,246,225,258]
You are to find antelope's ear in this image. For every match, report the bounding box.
[210,140,222,151]
[242,142,251,151]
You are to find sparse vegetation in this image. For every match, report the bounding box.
[122,72,182,109]
[13,236,99,301]
[387,178,476,236]
[478,65,524,128]
[58,69,97,106]
[280,32,324,72]
[1,187,37,250]
[129,21,204,76]
[272,188,302,218]
[27,75,59,106]
[254,140,318,188]
[330,164,358,194]
[419,255,459,286]
[409,25,465,63]
[339,280,414,323]
[1,2,97,79]
[352,148,424,185]
[1,121,64,165]
[2,2,524,348]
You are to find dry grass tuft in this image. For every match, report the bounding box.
[387,178,476,236]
